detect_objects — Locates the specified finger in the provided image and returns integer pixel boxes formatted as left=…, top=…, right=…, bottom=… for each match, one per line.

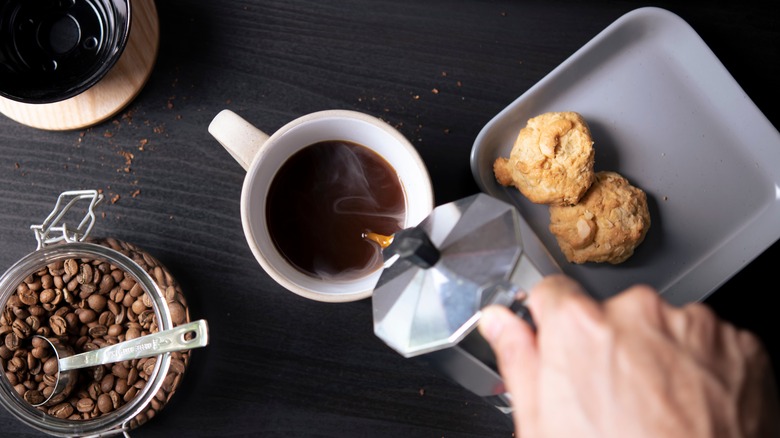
left=525, top=274, right=597, bottom=327
left=603, top=284, right=665, bottom=329
left=479, top=305, right=539, bottom=431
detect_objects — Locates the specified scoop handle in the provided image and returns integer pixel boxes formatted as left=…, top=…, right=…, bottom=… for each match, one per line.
left=59, top=319, right=209, bottom=372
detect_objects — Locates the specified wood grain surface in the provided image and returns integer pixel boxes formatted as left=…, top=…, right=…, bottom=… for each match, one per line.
left=0, top=0, right=777, bottom=437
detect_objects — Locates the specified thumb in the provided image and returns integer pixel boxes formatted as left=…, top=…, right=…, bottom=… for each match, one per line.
left=479, top=305, right=539, bottom=433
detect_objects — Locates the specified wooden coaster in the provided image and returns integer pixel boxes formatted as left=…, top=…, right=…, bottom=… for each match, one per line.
left=0, top=0, right=159, bottom=131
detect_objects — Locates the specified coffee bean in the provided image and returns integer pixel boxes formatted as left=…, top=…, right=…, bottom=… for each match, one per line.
left=49, top=402, right=74, bottom=419
left=64, top=259, right=78, bottom=277
left=129, top=283, right=144, bottom=298
left=139, top=310, right=155, bottom=329
left=169, top=359, right=186, bottom=375
left=107, top=324, right=123, bottom=337
left=16, top=284, right=34, bottom=306
left=49, top=315, right=67, bottom=336
left=87, top=294, right=107, bottom=313
left=24, top=389, right=45, bottom=405
left=168, top=303, right=187, bottom=325
left=26, top=352, right=39, bottom=373
left=131, top=299, right=146, bottom=316
left=12, top=319, right=31, bottom=338
left=100, top=374, right=114, bottom=393
left=127, top=367, right=139, bottom=386
left=107, top=299, right=120, bottom=316
left=7, top=356, right=25, bottom=373
left=97, top=393, right=113, bottom=413
left=109, top=390, right=121, bottom=409
left=43, top=374, right=56, bottom=387
left=121, top=293, right=135, bottom=309
left=111, top=363, right=129, bottom=379
left=98, top=311, right=113, bottom=327
left=119, top=277, right=135, bottom=291
left=87, top=381, right=101, bottom=400
left=39, top=289, right=56, bottom=304
left=41, top=274, right=53, bottom=290
left=123, top=386, right=137, bottom=403
left=43, top=357, right=58, bottom=375
left=4, top=332, right=19, bottom=350
left=25, top=315, right=41, bottom=332
left=65, top=312, right=79, bottom=330
left=46, top=261, right=64, bottom=276
left=77, top=308, right=97, bottom=324
left=31, top=346, right=48, bottom=359
left=98, top=275, right=115, bottom=295
left=88, top=325, right=108, bottom=338
left=77, top=264, right=93, bottom=285
left=126, top=327, right=140, bottom=340
left=78, top=283, right=97, bottom=300
left=92, top=365, right=106, bottom=382
left=76, top=397, right=95, bottom=413
left=142, top=358, right=156, bottom=377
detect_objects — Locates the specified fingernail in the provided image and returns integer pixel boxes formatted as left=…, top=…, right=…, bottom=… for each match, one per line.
left=479, top=306, right=505, bottom=343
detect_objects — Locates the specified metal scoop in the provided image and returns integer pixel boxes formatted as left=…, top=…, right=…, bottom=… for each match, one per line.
left=32, top=319, right=209, bottom=407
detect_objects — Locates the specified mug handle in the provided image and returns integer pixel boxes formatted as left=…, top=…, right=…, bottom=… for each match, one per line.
left=208, top=109, right=270, bottom=171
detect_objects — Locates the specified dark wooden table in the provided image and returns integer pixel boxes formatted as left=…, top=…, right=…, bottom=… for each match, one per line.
left=1, top=0, right=778, bottom=436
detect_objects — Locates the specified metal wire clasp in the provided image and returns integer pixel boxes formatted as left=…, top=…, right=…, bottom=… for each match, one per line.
left=31, top=190, right=104, bottom=250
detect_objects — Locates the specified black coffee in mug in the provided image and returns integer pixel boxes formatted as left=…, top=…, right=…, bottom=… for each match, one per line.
left=266, top=140, right=406, bottom=280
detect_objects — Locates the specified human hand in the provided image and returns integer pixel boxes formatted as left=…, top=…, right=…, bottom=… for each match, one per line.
left=478, top=274, right=780, bottom=438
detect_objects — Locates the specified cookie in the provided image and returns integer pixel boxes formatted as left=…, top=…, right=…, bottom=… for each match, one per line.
left=549, top=171, right=650, bottom=264
left=493, top=111, right=595, bottom=206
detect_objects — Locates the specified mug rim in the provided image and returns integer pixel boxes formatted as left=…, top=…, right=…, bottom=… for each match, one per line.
left=239, top=109, right=434, bottom=302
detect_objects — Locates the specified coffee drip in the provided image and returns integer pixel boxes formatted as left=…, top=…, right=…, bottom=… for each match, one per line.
left=362, top=231, right=394, bottom=249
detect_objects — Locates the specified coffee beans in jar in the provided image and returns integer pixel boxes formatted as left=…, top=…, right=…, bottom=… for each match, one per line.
left=0, top=237, right=194, bottom=435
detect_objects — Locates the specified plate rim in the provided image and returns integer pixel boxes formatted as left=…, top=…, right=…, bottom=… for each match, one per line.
left=469, top=6, right=780, bottom=305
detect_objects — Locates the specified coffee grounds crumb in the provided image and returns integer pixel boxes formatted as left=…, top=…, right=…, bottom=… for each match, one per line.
left=104, top=131, right=114, bottom=138
left=131, top=189, right=141, bottom=198
left=118, top=151, right=134, bottom=166
left=431, top=88, right=439, bottom=94
left=111, top=194, right=120, bottom=204
left=419, top=388, right=425, bottom=396
left=138, top=139, right=148, bottom=151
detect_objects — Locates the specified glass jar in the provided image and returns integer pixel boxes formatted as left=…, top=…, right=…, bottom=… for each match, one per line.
left=0, top=190, right=199, bottom=437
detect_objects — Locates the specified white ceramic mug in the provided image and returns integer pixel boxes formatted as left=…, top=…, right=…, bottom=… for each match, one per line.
left=208, top=109, right=434, bottom=302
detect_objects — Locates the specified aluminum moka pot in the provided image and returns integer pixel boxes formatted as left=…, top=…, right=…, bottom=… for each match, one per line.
left=372, top=193, right=561, bottom=414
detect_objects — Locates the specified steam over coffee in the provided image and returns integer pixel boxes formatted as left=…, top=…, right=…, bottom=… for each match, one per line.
left=266, top=140, right=406, bottom=280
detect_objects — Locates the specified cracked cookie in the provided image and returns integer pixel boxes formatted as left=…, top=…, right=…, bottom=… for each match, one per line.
left=493, top=111, right=595, bottom=206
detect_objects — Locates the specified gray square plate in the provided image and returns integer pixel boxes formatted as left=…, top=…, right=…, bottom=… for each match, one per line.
left=470, top=7, right=780, bottom=305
